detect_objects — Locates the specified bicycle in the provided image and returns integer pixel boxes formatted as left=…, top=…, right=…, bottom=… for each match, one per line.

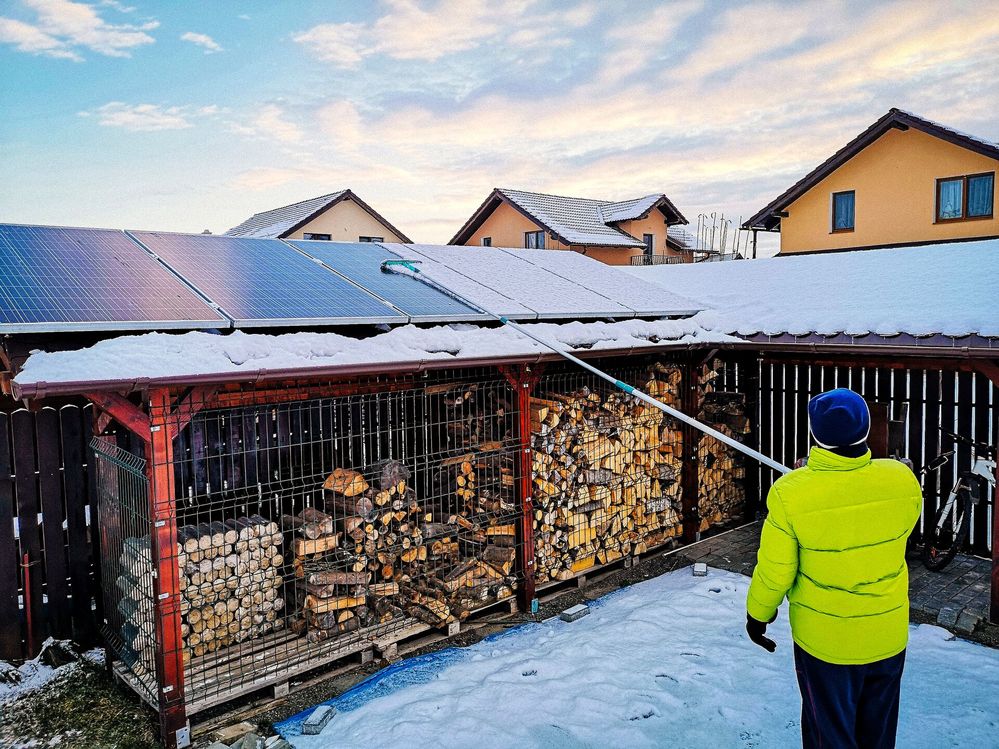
left=920, top=430, right=996, bottom=571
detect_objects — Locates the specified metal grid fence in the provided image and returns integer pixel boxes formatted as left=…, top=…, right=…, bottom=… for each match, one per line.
left=95, top=369, right=525, bottom=715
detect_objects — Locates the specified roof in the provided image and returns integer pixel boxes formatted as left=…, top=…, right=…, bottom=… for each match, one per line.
left=449, top=188, right=688, bottom=247
left=13, top=318, right=734, bottom=395
left=744, top=108, right=999, bottom=231
left=226, top=189, right=412, bottom=242
left=624, top=238, right=999, bottom=339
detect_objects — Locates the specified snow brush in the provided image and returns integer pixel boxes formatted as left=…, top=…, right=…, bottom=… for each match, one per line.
left=381, top=259, right=791, bottom=474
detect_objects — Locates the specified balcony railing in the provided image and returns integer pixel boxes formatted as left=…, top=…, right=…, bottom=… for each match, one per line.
left=630, top=255, right=690, bottom=266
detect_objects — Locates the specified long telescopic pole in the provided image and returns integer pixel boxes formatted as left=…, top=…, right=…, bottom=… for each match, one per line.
left=381, top=259, right=790, bottom=475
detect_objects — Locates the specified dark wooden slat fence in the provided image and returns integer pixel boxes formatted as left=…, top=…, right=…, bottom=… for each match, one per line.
left=0, top=404, right=99, bottom=660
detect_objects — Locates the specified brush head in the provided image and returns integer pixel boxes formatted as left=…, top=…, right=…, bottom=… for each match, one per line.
left=380, top=259, right=422, bottom=273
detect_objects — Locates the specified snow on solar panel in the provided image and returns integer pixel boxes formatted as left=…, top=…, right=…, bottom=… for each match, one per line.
left=377, top=244, right=537, bottom=319
left=129, top=232, right=406, bottom=327
left=0, top=224, right=228, bottom=333
left=493, top=247, right=703, bottom=316
left=284, top=240, right=483, bottom=321
left=401, top=244, right=633, bottom=319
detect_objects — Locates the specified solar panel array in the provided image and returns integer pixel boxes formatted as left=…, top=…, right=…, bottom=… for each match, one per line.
left=402, top=244, right=635, bottom=319
left=0, top=225, right=700, bottom=335
left=286, top=240, right=483, bottom=321
left=130, top=232, right=405, bottom=327
left=0, top=224, right=227, bottom=333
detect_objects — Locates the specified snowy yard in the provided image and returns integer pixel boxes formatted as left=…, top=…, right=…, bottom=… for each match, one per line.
left=278, top=567, right=999, bottom=749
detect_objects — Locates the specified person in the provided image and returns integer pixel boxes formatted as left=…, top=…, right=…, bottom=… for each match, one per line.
left=745, top=388, right=922, bottom=748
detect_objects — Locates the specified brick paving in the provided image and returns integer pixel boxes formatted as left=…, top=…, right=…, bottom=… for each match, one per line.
left=684, top=522, right=993, bottom=638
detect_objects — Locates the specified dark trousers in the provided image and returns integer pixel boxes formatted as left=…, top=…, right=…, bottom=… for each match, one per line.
left=793, top=643, right=905, bottom=749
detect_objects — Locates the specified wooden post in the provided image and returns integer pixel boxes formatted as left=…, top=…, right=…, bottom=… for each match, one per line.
left=502, top=365, right=541, bottom=614
left=147, top=389, right=187, bottom=749
left=680, top=355, right=701, bottom=543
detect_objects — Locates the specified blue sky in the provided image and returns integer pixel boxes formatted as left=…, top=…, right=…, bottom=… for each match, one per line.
left=1, top=0, right=998, bottom=253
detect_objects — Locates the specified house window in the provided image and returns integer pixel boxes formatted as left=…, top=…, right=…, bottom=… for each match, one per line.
left=831, top=191, right=855, bottom=232
left=481, top=237, right=492, bottom=246
left=303, top=233, right=331, bottom=241
left=937, top=173, right=994, bottom=221
left=643, top=233, right=655, bottom=257
left=358, top=236, right=384, bottom=242
left=525, top=230, right=545, bottom=249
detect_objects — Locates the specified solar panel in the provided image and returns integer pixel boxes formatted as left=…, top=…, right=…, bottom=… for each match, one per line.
left=0, top=224, right=228, bottom=333
left=129, top=232, right=406, bottom=327
left=377, top=244, right=538, bottom=319
left=403, top=244, right=634, bottom=319
left=285, top=241, right=484, bottom=321
left=493, top=247, right=704, bottom=316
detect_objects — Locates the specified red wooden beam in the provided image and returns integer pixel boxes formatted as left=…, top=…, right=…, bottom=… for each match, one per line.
left=501, top=364, right=543, bottom=613
left=971, top=361, right=999, bottom=624
left=169, top=386, right=218, bottom=436
left=146, top=389, right=187, bottom=748
left=84, top=391, right=151, bottom=444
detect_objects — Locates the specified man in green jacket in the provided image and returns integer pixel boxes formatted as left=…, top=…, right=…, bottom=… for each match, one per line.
left=745, top=388, right=922, bottom=748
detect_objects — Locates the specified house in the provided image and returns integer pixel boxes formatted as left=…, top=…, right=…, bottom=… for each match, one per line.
left=448, top=187, right=691, bottom=265
left=226, top=189, right=411, bottom=242
left=743, top=109, right=998, bottom=254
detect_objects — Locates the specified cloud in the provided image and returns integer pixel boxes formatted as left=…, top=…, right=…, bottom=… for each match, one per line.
left=0, top=0, right=156, bottom=60
left=79, top=102, right=218, bottom=131
left=251, top=104, right=303, bottom=142
left=180, top=31, right=222, bottom=53
left=292, top=0, right=589, bottom=68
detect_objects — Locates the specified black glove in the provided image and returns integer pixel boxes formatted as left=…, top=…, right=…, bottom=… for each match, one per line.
left=746, top=613, right=777, bottom=652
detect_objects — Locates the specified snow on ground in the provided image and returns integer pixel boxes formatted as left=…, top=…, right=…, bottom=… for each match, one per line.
left=0, top=645, right=103, bottom=704
left=278, top=568, right=999, bottom=749
left=625, top=239, right=999, bottom=338
left=15, top=319, right=735, bottom=387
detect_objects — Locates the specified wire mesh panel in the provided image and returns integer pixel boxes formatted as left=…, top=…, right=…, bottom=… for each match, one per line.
left=696, top=357, right=750, bottom=532
left=90, top=437, right=159, bottom=708
left=149, top=370, right=522, bottom=711
left=531, top=359, right=685, bottom=584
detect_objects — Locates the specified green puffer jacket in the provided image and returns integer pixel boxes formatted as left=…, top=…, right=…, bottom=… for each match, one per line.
left=746, top=447, right=922, bottom=665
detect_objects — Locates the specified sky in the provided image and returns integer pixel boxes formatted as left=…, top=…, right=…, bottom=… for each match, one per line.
left=1, top=0, right=998, bottom=256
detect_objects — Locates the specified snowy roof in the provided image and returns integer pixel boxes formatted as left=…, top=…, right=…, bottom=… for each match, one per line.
left=226, top=191, right=347, bottom=238
left=394, top=243, right=703, bottom=319
left=450, top=188, right=687, bottom=248
left=624, top=239, right=999, bottom=338
left=13, top=318, right=735, bottom=394
left=745, top=109, right=999, bottom=231
left=225, top=190, right=412, bottom=242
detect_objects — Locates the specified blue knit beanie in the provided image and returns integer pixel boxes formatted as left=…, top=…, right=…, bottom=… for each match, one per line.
left=807, top=388, right=870, bottom=449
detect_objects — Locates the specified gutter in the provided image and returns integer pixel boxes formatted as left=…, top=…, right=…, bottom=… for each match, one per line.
left=11, top=338, right=998, bottom=401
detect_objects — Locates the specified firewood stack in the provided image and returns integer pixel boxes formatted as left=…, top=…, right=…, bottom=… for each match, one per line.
left=531, top=364, right=685, bottom=583
left=116, top=515, right=286, bottom=669
left=696, top=360, right=750, bottom=530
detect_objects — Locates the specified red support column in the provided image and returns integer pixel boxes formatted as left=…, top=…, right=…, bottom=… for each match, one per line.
left=502, top=365, right=542, bottom=614
left=680, top=356, right=701, bottom=544
left=147, top=389, right=188, bottom=748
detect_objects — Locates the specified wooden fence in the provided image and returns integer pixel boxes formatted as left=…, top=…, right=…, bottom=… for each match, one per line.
left=0, top=404, right=100, bottom=660
left=756, top=359, right=997, bottom=557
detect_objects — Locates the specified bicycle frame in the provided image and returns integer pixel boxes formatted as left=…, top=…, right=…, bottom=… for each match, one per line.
left=933, top=452, right=996, bottom=535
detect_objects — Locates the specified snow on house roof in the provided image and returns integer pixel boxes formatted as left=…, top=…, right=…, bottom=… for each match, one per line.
left=14, top=318, right=736, bottom=390
left=451, top=188, right=688, bottom=248
left=226, top=191, right=347, bottom=238
left=624, top=239, right=999, bottom=338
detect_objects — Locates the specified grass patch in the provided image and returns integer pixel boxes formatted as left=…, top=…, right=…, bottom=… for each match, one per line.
left=0, top=659, right=158, bottom=749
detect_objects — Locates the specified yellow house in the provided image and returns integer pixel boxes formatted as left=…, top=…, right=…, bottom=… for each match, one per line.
left=744, top=109, right=998, bottom=254
left=226, top=189, right=411, bottom=243
left=449, top=188, right=692, bottom=265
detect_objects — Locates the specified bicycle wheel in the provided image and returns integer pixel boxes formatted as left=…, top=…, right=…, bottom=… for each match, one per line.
left=921, top=489, right=972, bottom=571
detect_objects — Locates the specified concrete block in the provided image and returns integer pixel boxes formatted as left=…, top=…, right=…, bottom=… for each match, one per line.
left=692, top=562, right=708, bottom=577
left=559, top=604, right=590, bottom=623
left=956, top=610, right=980, bottom=634
left=302, top=705, right=337, bottom=735
left=234, top=733, right=263, bottom=749
left=936, top=605, right=963, bottom=629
